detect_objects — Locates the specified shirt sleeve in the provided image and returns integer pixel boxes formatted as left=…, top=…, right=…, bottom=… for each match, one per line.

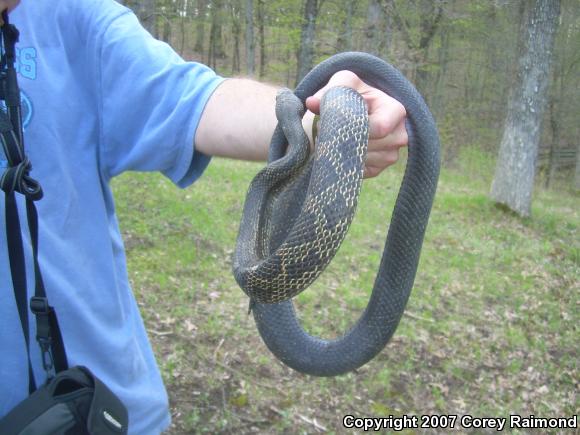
left=94, top=6, right=224, bottom=188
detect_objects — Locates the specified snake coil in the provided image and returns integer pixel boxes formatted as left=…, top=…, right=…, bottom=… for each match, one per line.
left=233, top=52, right=440, bottom=376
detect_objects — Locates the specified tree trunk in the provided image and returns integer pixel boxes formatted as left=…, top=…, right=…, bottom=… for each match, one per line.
left=431, top=25, right=450, bottom=116
left=546, top=62, right=566, bottom=189
left=295, top=0, right=318, bottom=86
left=162, top=15, right=171, bottom=43
left=490, top=0, right=561, bottom=217
left=134, top=0, right=157, bottom=36
left=178, top=0, right=188, bottom=55
left=336, top=1, right=355, bottom=52
left=364, top=0, right=383, bottom=56
left=245, top=0, right=255, bottom=75
left=207, top=0, right=226, bottom=71
left=384, top=0, right=443, bottom=93
left=415, top=0, right=443, bottom=98
left=230, top=0, right=242, bottom=74
left=257, top=0, right=266, bottom=78
left=545, top=100, right=558, bottom=188
left=575, top=143, right=580, bottom=191
left=546, top=0, right=578, bottom=189
left=194, top=0, right=207, bottom=53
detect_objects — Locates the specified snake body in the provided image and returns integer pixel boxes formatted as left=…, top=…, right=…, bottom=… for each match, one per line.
left=233, top=52, right=440, bottom=376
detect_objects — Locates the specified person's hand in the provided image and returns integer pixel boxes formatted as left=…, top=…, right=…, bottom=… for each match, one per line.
left=0, top=0, right=20, bottom=24
left=305, top=70, right=408, bottom=179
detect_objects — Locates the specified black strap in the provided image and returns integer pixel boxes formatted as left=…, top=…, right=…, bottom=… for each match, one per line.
left=27, top=197, right=69, bottom=377
left=4, top=192, right=36, bottom=394
left=0, top=12, right=68, bottom=394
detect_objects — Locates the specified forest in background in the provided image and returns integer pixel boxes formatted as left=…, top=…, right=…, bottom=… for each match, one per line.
left=120, top=0, right=580, bottom=197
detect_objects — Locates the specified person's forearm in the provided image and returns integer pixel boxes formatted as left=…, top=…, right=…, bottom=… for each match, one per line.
left=194, top=78, right=314, bottom=161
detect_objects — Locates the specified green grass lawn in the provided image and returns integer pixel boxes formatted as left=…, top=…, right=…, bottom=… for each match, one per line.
left=112, top=148, right=578, bottom=434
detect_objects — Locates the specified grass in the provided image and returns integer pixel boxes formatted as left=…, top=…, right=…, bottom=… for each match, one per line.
left=112, top=146, right=578, bottom=434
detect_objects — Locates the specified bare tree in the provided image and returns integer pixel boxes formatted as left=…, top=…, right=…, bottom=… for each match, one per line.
left=256, top=0, right=266, bottom=78
left=383, top=0, right=443, bottom=92
left=194, top=0, right=207, bottom=53
left=230, top=0, right=242, bottom=74
left=246, top=0, right=255, bottom=75
left=207, top=0, right=226, bottom=70
left=490, top=0, right=561, bottom=217
left=336, top=2, right=355, bottom=52
left=178, top=0, right=189, bottom=55
left=295, top=0, right=319, bottom=85
left=364, top=0, right=383, bottom=56
left=545, top=6, right=580, bottom=189
left=575, top=143, right=580, bottom=191
left=135, top=0, right=157, bottom=36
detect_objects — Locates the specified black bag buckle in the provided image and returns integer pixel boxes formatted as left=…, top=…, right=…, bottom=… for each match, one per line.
left=30, top=296, right=50, bottom=314
left=30, top=296, right=56, bottom=376
left=38, top=339, right=55, bottom=375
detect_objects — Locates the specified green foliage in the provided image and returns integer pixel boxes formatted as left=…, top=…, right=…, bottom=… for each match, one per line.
left=126, top=0, right=580, bottom=189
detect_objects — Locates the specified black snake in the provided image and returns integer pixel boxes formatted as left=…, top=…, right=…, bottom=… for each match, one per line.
left=233, top=52, right=440, bottom=376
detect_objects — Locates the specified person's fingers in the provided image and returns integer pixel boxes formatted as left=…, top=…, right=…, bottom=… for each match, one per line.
left=363, top=120, right=407, bottom=178
left=364, top=148, right=400, bottom=177
left=366, top=95, right=406, bottom=140
left=302, top=69, right=409, bottom=178
left=305, top=70, right=364, bottom=114
left=368, top=120, right=408, bottom=152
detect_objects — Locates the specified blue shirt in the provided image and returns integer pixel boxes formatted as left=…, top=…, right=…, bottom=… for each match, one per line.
left=0, top=1, right=223, bottom=433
